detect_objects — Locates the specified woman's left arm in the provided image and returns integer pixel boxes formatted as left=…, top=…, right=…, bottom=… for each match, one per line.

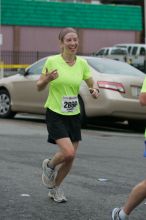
left=85, top=77, right=100, bottom=99
left=139, top=92, right=146, bottom=106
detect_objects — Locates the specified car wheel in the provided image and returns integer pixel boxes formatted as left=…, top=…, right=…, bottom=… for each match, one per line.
left=128, top=120, right=145, bottom=132
left=0, top=89, right=16, bottom=118
left=78, top=96, right=86, bottom=128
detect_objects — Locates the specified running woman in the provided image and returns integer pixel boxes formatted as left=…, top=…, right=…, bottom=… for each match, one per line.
left=37, top=27, right=100, bottom=203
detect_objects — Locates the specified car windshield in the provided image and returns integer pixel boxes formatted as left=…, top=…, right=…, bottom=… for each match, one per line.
left=27, top=57, right=47, bottom=75
left=86, top=57, right=145, bottom=77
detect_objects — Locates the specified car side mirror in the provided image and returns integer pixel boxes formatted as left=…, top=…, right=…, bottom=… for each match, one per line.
left=18, top=68, right=26, bottom=76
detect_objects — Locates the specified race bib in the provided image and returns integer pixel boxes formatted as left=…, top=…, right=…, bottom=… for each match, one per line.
left=62, top=96, right=78, bottom=112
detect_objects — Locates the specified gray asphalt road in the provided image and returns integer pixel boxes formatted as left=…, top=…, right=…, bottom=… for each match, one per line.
left=0, top=117, right=145, bottom=220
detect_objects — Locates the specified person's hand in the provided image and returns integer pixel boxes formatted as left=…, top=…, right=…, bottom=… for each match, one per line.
left=89, top=88, right=100, bottom=99
left=37, top=68, right=58, bottom=91
left=45, top=68, right=58, bottom=82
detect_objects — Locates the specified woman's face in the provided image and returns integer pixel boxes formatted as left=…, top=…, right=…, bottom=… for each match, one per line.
left=61, top=32, right=79, bottom=55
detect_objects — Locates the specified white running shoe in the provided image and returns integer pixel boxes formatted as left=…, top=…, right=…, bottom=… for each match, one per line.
left=112, top=208, right=123, bottom=220
left=48, top=186, right=67, bottom=203
left=42, top=159, right=56, bottom=189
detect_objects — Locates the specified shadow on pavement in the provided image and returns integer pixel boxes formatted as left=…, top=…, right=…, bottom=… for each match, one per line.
left=11, top=113, right=145, bottom=134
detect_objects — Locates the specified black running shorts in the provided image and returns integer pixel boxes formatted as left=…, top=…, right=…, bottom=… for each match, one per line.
left=46, top=108, right=82, bottom=144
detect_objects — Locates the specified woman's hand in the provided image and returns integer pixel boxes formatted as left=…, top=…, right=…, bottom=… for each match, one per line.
left=85, top=78, right=100, bottom=99
left=37, top=68, right=58, bottom=91
left=89, top=88, right=100, bottom=99
left=45, top=68, right=58, bottom=82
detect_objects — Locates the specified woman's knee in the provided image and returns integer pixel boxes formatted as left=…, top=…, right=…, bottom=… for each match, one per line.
left=134, top=179, right=146, bottom=196
left=141, top=179, right=146, bottom=190
left=57, top=139, right=76, bottom=162
left=64, top=149, right=75, bottom=162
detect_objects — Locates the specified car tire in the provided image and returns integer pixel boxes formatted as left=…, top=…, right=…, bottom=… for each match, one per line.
left=78, top=96, right=86, bottom=128
left=0, top=89, right=16, bottom=119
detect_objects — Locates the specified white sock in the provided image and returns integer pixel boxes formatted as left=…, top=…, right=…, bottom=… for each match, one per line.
left=119, top=209, right=129, bottom=220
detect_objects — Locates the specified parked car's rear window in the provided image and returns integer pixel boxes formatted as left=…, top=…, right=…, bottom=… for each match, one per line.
left=86, top=57, right=145, bottom=77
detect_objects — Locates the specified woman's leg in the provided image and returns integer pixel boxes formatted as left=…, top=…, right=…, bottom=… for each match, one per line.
left=49, top=138, right=79, bottom=186
left=123, top=179, right=146, bottom=215
left=47, top=139, right=79, bottom=202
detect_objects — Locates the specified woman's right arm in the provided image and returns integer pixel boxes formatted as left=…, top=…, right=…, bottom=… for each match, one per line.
left=36, top=69, right=58, bottom=91
left=36, top=74, right=50, bottom=91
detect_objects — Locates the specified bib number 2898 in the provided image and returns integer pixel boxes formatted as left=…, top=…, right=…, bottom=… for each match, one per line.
left=62, top=96, right=78, bottom=112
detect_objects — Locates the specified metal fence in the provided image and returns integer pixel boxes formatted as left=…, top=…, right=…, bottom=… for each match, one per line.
left=0, top=50, right=90, bottom=72
left=1, top=51, right=58, bottom=66
left=1, top=50, right=146, bottom=74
